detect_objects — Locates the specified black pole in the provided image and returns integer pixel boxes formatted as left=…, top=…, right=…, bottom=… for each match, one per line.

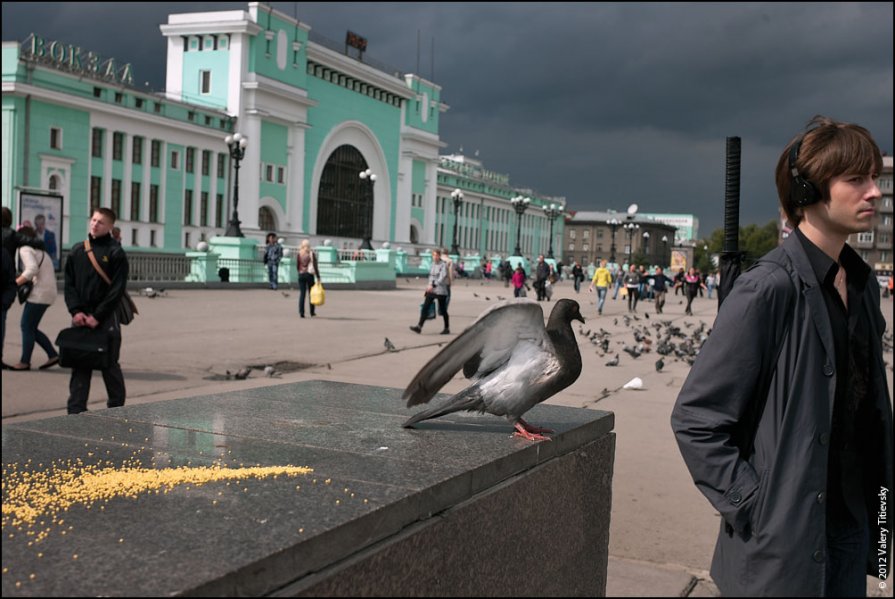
left=451, top=197, right=460, bottom=255
left=609, top=224, right=617, bottom=263
left=547, top=217, right=555, bottom=259
left=225, top=143, right=244, bottom=237
left=514, top=212, right=523, bottom=256
left=718, top=136, right=742, bottom=308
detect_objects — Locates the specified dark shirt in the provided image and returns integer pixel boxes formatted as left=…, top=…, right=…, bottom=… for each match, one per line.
left=794, top=227, right=872, bottom=530
left=651, top=274, right=674, bottom=293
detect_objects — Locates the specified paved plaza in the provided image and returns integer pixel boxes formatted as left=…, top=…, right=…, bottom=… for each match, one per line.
left=2, top=276, right=892, bottom=596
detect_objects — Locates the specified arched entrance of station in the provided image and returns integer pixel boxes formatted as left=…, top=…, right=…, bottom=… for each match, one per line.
left=316, top=144, right=373, bottom=239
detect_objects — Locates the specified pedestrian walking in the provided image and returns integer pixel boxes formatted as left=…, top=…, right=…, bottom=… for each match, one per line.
left=410, top=248, right=450, bottom=335
left=623, top=264, right=641, bottom=313
left=671, top=115, right=893, bottom=596
left=650, top=267, right=674, bottom=314
left=571, top=261, right=584, bottom=293
left=263, top=233, right=283, bottom=290
left=8, top=226, right=59, bottom=370
left=678, top=267, right=706, bottom=315
left=64, top=208, right=129, bottom=414
left=587, top=259, right=612, bottom=315
left=511, top=264, right=527, bottom=297
left=296, top=239, right=320, bottom=317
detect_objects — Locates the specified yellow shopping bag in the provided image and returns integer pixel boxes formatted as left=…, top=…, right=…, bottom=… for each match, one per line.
left=310, top=282, right=325, bottom=306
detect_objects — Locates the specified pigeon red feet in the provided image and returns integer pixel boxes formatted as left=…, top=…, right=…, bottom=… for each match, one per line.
left=513, top=419, right=554, bottom=441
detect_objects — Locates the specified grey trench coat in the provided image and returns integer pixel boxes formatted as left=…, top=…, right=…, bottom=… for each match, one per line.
left=671, top=233, right=893, bottom=596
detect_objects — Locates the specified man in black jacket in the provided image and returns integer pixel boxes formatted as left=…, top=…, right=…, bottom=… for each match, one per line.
left=64, top=208, right=130, bottom=414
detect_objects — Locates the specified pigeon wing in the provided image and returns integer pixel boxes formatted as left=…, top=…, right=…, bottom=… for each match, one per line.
left=403, top=300, right=548, bottom=407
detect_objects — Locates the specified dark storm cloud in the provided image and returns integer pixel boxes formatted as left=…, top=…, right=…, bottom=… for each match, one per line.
left=3, top=2, right=891, bottom=235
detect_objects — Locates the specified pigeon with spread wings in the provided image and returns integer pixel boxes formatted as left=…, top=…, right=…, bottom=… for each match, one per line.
left=402, top=298, right=585, bottom=441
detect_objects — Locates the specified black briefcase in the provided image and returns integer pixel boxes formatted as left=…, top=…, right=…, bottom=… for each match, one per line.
left=55, top=326, right=111, bottom=369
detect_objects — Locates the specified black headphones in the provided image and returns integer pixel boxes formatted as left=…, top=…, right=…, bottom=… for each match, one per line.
left=788, top=134, right=820, bottom=207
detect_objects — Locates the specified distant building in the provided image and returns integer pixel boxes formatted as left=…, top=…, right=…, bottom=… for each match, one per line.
left=564, top=210, right=676, bottom=268
left=638, top=213, right=699, bottom=244
left=1, top=2, right=564, bottom=259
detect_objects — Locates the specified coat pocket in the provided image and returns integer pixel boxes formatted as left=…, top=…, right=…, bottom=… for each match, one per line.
left=748, top=468, right=769, bottom=535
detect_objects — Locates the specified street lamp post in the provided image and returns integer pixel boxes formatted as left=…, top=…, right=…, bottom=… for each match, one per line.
left=450, top=189, right=463, bottom=255
left=623, top=222, right=639, bottom=264
left=662, top=235, right=669, bottom=267
left=642, top=231, right=650, bottom=264
left=542, top=203, right=562, bottom=259
left=224, top=132, right=248, bottom=237
left=358, top=169, right=377, bottom=250
left=607, top=218, right=621, bottom=263
left=510, top=195, right=530, bottom=256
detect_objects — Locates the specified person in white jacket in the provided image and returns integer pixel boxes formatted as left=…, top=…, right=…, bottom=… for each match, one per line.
left=10, top=225, right=59, bottom=370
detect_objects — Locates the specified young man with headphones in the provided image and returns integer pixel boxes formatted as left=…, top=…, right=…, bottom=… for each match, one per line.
left=671, top=115, right=892, bottom=596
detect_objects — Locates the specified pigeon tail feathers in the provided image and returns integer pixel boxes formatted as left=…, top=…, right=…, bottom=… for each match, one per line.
left=402, top=387, right=485, bottom=428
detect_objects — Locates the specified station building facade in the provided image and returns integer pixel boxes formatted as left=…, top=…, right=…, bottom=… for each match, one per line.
left=2, top=2, right=564, bottom=261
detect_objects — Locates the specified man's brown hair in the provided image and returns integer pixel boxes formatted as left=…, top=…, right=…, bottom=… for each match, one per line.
left=775, top=115, right=882, bottom=226
left=94, top=207, right=117, bottom=224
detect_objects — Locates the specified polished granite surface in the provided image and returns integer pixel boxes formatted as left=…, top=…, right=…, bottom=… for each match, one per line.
left=2, top=380, right=613, bottom=596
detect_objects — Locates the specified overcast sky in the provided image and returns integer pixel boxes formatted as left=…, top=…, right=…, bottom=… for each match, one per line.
left=3, top=2, right=892, bottom=236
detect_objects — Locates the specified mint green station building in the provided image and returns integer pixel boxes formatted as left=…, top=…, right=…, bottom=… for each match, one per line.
left=2, top=2, right=565, bottom=273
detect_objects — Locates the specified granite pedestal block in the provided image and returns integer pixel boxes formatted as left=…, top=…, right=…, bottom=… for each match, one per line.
left=2, top=381, right=615, bottom=597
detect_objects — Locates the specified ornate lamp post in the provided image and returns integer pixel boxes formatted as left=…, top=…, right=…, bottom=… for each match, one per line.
left=224, top=132, right=248, bottom=237
left=642, top=231, right=650, bottom=264
left=542, top=203, right=563, bottom=259
left=623, top=222, right=639, bottom=264
left=662, top=235, right=669, bottom=267
left=450, top=189, right=463, bottom=255
left=510, top=195, right=530, bottom=256
left=358, top=169, right=377, bottom=250
left=607, top=217, right=621, bottom=263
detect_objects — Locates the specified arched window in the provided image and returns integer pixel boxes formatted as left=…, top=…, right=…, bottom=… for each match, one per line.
left=258, top=206, right=276, bottom=232
left=48, top=175, right=60, bottom=190
left=316, top=145, right=372, bottom=240
left=409, top=225, right=419, bottom=245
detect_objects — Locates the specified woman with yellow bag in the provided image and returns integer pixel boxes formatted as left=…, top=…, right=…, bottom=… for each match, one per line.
left=296, top=240, right=321, bottom=318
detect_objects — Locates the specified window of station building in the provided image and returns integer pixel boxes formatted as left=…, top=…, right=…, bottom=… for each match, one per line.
left=132, top=137, right=143, bottom=164
left=201, top=150, right=210, bottom=176
left=50, top=127, right=62, bottom=150
left=215, top=193, right=223, bottom=227
left=150, top=229, right=157, bottom=248
left=135, top=97, right=144, bottom=109
left=112, top=132, right=124, bottom=161
left=170, top=150, right=179, bottom=170
left=316, top=144, right=374, bottom=240
left=131, top=229, right=138, bottom=246
left=266, top=164, right=274, bottom=182
left=90, top=176, right=102, bottom=212
left=114, top=92, right=124, bottom=104
left=111, top=179, right=122, bottom=217
left=277, top=166, right=285, bottom=184
left=200, top=192, right=209, bottom=227
left=200, top=70, right=211, bottom=95
left=151, top=140, right=161, bottom=167
left=149, top=184, right=159, bottom=223
left=154, top=102, right=162, bottom=113
left=258, top=206, right=275, bottom=231
left=131, top=181, right=141, bottom=221
left=91, top=128, right=103, bottom=158
left=185, top=148, right=195, bottom=173
left=217, top=153, right=226, bottom=178
left=188, top=111, right=196, bottom=122
left=185, top=231, right=191, bottom=249
left=184, top=190, right=193, bottom=225
left=93, top=87, right=102, bottom=98
left=205, top=115, right=212, bottom=126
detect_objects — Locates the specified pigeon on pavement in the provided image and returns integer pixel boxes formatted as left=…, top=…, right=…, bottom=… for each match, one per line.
left=402, top=298, right=585, bottom=441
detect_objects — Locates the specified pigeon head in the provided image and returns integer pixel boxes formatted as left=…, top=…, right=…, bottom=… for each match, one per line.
left=549, top=299, right=585, bottom=327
